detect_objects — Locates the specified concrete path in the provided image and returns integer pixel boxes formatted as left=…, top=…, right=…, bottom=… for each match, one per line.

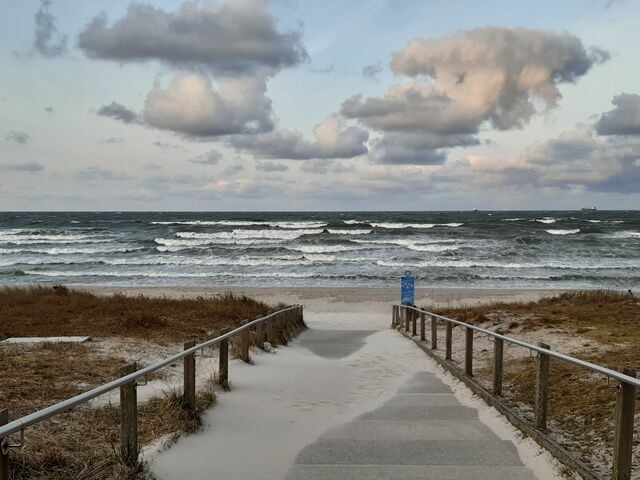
left=286, top=332, right=536, bottom=480
left=150, top=326, right=540, bottom=479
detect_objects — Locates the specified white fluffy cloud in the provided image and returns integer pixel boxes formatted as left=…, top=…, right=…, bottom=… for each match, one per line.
left=78, top=0, right=307, bottom=75
left=595, top=93, right=640, bottom=136
left=143, top=73, right=273, bottom=137
left=229, top=115, right=369, bottom=159
left=342, top=27, right=607, bottom=165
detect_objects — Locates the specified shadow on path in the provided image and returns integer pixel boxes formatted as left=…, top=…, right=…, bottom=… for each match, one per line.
left=297, top=329, right=377, bottom=359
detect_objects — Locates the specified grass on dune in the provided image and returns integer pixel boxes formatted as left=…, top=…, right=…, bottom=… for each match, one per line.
left=0, top=285, right=274, bottom=344
left=0, top=286, right=296, bottom=479
left=431, top=289, right=640, bottom=478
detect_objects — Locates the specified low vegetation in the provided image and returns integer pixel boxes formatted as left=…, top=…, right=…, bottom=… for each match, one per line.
left=0, top=286, right=290, bottom=479
left=430, top=290, right=640, bottom=478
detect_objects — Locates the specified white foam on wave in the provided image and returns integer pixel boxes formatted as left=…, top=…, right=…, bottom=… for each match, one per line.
left=535, top=218, right=557, bottom=224
left=370, top=222, right=462, bottom=229
left=502, top=218, right=525, bottom=222
left=607, top=231, right=640, bottom=239
left=152, top=220, right=327, bottom=229
left=0, top=245, right=143, bottom=255
left=545, top=229, right=580, bottom=235
left=22, top=270, right=321, bottom=279
left=326, top=229, right=372, bottom=235
left=375, top=259, right=636, bottom=269
left=287, top=245, right=362, bottom=254
left=342, top=220, right=369, bottom=225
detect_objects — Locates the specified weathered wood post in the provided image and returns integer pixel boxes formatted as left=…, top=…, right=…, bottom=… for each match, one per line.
left=0, top=409, right=9, bottom=480
left=445, top=323, right=452, bottom=360
left=431, top=315, right=438, bottom=350
left=404, top=307, right=410, bottom=331
left=183, top=340, right=196, bottom=411
left=420, top=312, right=426, bottom=341
left=391, top=305, right=395, bottom=327
left=256, top=315, right=265, bottom=349
left=266, top=315, right=274, bottom=346
left=535, top=342, right=550, bottom=430
left=612, top=368, right=637, bottom=480
left=119, top=362, right=138, bottom=467
left=465, top=327, right=474, bottom=377
left=493, top=329, right=504, bottom=395
left=240, top=321, right=250, bottom=362
left=411, top=309, right=417, bottom=336
left=279, top=313, right=288, bottom=346
left=219, top=327, right=231, bottom=389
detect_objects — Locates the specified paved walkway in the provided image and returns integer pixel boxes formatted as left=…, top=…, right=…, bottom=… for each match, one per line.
left=286, top=330, right=536, bottom=480
left=150, top=327, right=539, bottom=479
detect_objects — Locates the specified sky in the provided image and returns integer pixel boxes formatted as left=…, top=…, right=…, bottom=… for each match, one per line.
left=1, top=0, right=639, bottom=211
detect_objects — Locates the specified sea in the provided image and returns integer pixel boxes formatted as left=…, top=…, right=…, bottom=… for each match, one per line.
left=0, top=211, right=639, bottom=289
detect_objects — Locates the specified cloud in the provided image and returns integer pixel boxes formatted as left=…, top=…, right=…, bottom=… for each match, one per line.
left=595, top=93, right=640, bottom=136
left=34, top=0, right=67, bottom=57
left=96, top=101, right=140, bottom=124
left=0, top=162, right=44, bottom=172
left=153, top=141, right=188, bottom=152
left=75, top=167, right=131, bottom=182
left=143, top=73, right=273, bottom=137
left=5, top=131, right=31, bottom=144
left=101, top=137, right=123, bottom=144
left=229, top=115, right=368, bottom=159
left=256, top=161, right=288, bottom=172
left=44, top=106, right=54, bottom=113
left=78, top=0, right=307, bottom=75
left=343, top=27, right=608, bottom=134
left=190, top=150, right=222, bottom=165
left=223, top=164, right=245, bottom=175
left=370, top=131, right=479, bottom=165
left=362, top=63, right=382, bottom=82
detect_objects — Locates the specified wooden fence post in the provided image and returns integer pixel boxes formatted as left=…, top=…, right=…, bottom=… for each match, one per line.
left=431, top=316, right=438, bottom=350
left=119, top=362, right=138, bottom=468
left=266, top=316, right=274, bottom=346
left=445, top=323, right=452, bottom=360
left=183, top=340, right=196, bottom=411
left=404, top=308, right=410, bottom=331
left=535, top=342, right=550, bottom=430
left=391, top=305, right=397, bottom=328
left=612, top=368, right=637, bottom=480
left=411, top=310, right=417, bottom=336
left=0, top=409, right=9, bottom=480
left=240, top=321, right=250, bottom=362
left=493, top=329, right=504, bottom=395
left=279, top=313, right=288, bottom=346
left=219, top=327, right=231, bottom=389
left=465, top=327, right=474, bottom=377
left=420, top=312, right=426, bottom=341
left=256, top=316, right=265, bottom=349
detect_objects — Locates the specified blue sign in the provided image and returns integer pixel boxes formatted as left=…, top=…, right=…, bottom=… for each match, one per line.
left=401, top=272, right=415, bottom=305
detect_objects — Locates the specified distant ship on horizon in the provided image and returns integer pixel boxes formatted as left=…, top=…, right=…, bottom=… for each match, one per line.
left=581, top=206, right=597, bottom=211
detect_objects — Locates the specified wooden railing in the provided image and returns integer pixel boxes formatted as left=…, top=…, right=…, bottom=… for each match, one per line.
left=393, top=304, right=638, bottom=480
left=0, top=305, right=305, bottom=478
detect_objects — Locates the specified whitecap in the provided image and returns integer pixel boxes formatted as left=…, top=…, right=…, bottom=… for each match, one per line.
left=545, top=229, right=580, bottom=235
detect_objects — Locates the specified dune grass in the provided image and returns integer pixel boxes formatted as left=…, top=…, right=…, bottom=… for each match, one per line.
left=0, top=286, right=287, bottom=479
left=431, top=290, right=640, bottom=478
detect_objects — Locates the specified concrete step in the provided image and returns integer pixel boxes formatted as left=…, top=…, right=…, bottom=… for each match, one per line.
left=286, top=465, right=538, bottom=480
left=293, top=438, right=524, bottom=466
left=383, top=393, right=460, bottom=407
left=359, top=404, right=478, bottom=421
left=318, top=419, right=500, bottom=442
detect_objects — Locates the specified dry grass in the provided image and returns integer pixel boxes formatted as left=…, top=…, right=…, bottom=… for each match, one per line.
left=0, top=286, right=296, bottom=479
left=0, top=286, right=274, bottom=345
left=432, top=290, right=640, bottom=477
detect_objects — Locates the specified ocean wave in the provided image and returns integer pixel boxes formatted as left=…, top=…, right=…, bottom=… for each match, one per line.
left=370, top=222, right=463, bottom=229
left=375, top=259, right=637, bottom=269
left=286, top=244, right=362, bottom=254
left=607, top=231, right=640, bottom=239
left=502, top=218, right=525, bottom=222
left=545, top=229, right=580, bottom=235
left=151, top=220, right=327, bottom=229
left=326, top=229, right=372, bottom=235
left=535, top=218, right=557, bottom=224
left=342, top=220, right=369, bottom=225
left=0, top=245, right=144, bottom=255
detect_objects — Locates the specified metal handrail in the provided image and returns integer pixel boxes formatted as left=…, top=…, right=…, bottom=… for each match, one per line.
left=396, top=304, right=640, bottom=388
left=0, top=305, right=302, bottom=439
